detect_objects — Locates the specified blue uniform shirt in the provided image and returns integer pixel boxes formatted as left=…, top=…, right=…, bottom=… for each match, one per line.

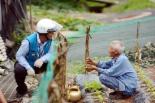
left=16, top=33, right=53, bottom=70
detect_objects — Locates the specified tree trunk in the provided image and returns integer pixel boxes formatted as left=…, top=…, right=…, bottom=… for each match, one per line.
left=48, top=33, right=68, bottom=103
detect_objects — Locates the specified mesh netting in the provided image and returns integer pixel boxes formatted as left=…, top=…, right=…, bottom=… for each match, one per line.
left=32, top=40, right=57, bottom=103
left=67, top=16, right=155, bottom=38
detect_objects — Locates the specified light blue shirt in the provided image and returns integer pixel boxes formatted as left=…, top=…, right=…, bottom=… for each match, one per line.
left=97, top=54, right=138, bottom=91
left=16, top=34, right=53, bottom=70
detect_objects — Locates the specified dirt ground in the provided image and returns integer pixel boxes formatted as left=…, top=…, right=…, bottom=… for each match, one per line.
left=144, top=66, right=155, bottom=82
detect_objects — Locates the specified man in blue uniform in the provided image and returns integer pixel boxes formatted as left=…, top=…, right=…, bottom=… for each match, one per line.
left=86, top=40, right=138, bottom=99
left=14, top=19, right=62, bottom=97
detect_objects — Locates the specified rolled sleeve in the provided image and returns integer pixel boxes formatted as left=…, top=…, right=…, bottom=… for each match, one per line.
left=97, top=58, right=124, bottom=76
left=97, top=67, right=107, bottom=75
left=97, top=61, right=106, bottom=68
left=97, top=60, right=113, bottom=69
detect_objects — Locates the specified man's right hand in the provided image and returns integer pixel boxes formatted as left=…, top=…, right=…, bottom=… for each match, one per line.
left=85, top=64, right=97, bottom=72
left=27, top=69, right=35, bottom=76
left=86, top=58, right=97, bottom=66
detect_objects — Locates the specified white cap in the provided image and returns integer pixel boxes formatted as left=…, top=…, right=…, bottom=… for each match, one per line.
left=36, top=18, right=63, bottom=33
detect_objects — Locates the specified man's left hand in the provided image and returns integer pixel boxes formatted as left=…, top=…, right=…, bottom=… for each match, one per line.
left=34, top=59, right=43, bottom=68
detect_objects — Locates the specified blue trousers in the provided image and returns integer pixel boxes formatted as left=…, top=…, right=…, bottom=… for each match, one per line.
left=99, top=74, right=135, bottom=96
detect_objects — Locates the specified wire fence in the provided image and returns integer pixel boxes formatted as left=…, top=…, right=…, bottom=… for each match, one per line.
left=67, top=16, right=155, bottom=60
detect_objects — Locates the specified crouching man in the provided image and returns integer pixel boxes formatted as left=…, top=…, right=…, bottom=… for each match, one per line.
left=86, top=40, right=138, bottom=99
left=14, top=19, right=62, bottom=97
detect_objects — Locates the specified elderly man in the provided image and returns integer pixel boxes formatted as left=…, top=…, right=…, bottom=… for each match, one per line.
left=14, top=19, right=62, bottom=97
left=86, top=40, right=138, bottom=99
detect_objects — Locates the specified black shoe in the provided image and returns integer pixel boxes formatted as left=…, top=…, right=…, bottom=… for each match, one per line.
left=27, top=90, right=33, bottom=97
left=16, top=92, right=26, bottom=98
left=109, top=91, right=122, bottom=96
left=16, top=86, right=28, bottom=98
left=109, top=91, right=131, bottom=100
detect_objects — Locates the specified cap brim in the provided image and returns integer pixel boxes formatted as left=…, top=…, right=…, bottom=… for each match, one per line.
left=47, top=29, right=56, bottom=32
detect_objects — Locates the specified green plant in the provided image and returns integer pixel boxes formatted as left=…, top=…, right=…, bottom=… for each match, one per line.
left=84, top=81, right=102, bottom=92
left=97, top=93, right=104, bottom=102
left=30, top=0, right=87, bottom=11
left=84, top=81, right=104, bottom=102
left=135, top=64, right=155, bottom=99
left=86, top=1, right=105, bottom=7
left=67, top=61, right=85, bottom=75
left=67, top=56, right=110, bottom=75
left=105, top=0, right=155, bottom=13
left=13, top=32, right=27, bottom=44
left=28, top=6, right=98, bottom=31
left=93, top=56, right=110, bottom=62
left=12, top=21, right=29, bottom=44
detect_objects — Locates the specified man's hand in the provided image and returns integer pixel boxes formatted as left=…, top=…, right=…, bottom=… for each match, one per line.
left=86, top=58, right=97, bottom=66
left=34, top=59, right=43, bottom=68
left=27, top=69, right=35, bottom=76
left=85, top=64, right=97, bottom=72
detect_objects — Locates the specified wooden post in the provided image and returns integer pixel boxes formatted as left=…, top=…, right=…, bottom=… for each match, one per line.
left=29, top=0, right=33, bottom=31
left=0, top=2, right=2, bottom=31
left=85, top=26, right=92, bottom=73
left=135, top=22, right=141, bottom=68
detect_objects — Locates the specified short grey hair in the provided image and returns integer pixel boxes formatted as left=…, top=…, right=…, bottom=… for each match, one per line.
left=109, top=40, right=125, bottom=53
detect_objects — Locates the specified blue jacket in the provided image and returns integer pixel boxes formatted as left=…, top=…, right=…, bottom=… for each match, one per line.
left=25, top=32, right=51, bottom=67
left=97, top=54, right=138, bottom=92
